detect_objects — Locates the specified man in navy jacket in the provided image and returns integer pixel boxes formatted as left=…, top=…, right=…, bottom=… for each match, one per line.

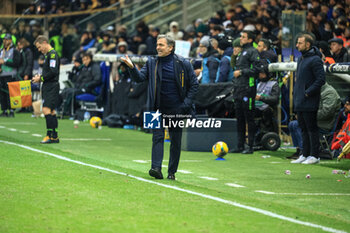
left=121, top=35, right=198, bottom=180
left=291, top=34, right=325, bottom=164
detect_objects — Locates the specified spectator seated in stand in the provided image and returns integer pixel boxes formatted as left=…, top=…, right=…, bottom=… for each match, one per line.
left=328, top=38, right=350, bottom=63
left=255, top=60, right=280, bottom=134
left=59, top=52, right=101, bottom=117
left=216, top=36, right=233, bottom=83
left=253, top=59, right=281, bottom=151
left=287, top=82, right=341, bottom=159
left=111, top=62, right=132, bottom=116
left=196, top=36, right=220, bottom=84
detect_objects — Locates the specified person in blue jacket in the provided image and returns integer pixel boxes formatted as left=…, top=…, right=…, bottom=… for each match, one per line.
left=291, top=33, right=325, bottom=164
left=121, top=34, right=198, bottom=180
left=216, top=38, right=233, bottom=82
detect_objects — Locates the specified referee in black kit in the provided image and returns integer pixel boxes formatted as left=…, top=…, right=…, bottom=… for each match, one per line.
left=32, top=35, right=60, bottom=144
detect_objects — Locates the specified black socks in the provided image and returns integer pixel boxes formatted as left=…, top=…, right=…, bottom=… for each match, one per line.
left=45, top=114, right=58, bottom=138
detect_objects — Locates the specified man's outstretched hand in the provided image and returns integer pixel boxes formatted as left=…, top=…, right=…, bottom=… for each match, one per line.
left=120, top=55, right=134, bottom=68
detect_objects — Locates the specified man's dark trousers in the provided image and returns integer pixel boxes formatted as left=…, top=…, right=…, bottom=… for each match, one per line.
left=152, top=127, right=182, bottom=174
left=151, top=107, right=183, bottom=174
left=235, top=98, right=255, bottom=149
left=297, top=111, right=319, bottom=157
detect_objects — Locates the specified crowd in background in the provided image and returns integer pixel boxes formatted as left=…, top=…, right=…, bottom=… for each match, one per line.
left=1, top=0, right=349, bottom=64
left=1, top=0, right=350, bottom=118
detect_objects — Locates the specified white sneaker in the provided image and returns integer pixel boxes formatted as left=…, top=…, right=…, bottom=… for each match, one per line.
left=291, top=155, right=306, bottom=164
left=301, top=156, right=320, bottom=164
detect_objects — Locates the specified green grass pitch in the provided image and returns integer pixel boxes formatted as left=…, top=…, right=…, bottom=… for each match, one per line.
left=0, top=113, right=350, bottom=233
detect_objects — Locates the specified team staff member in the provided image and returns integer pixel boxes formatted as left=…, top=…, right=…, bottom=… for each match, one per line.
left=291, top=34, right=325, bottom=164
left=232, top=31, right=260, bottom=154
left=121, top=35, right=198, bottom=180
left=32, top=35, right=60, bottom=144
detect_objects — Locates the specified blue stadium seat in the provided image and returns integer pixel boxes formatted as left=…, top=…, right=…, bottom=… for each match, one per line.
left=75, top=61, right=110, bottom=112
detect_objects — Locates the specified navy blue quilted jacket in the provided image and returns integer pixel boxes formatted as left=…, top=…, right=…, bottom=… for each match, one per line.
left=293, top=46, right=325, bottom=112
left=128, top=54, right=199, bottom=113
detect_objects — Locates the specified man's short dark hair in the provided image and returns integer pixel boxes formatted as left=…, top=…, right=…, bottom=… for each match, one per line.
left=213, top=25, right=223, bottom=32
left=18, top=38, right=30, bottom=47
left=82, top=52, right=93, bottom=60
left=259, top=38, right=270, bottom=49
left=301, top=34, right=314, bottom=47
left=34, top=35, right=49, bottom=45
left=242, top=30, right=255, bottom=42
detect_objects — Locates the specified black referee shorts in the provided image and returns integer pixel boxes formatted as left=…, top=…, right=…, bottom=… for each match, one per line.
left=42, top=82, right=60, bottom=110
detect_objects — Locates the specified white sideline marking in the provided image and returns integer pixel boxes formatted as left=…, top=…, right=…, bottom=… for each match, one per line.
left=0, top=140, right=347, bottom=233
left=199, top=176, right=218, bottom=181
left=262, top=192, right=350, bottom=196
left=177, top=170, right=192, bottom=174
left=270, top=162, right=282, bottom=164
left=31, top=134, right=42, bottom=137
left=0, top=125, right=6, bottom=128
left=256, top=190, right=276, bottom=194
left=0, top=122, right=36, bottom=125
left=133, top=160, right=148, bottom=164
left=19, top=130, right=29, bottom=133
left=226, top=183, right=245, bottom=188
left=7, top=128, right=17, bottom=131
left=320, top=162, right=339, bottom=164
left=61, top=138, right=112, bottom=141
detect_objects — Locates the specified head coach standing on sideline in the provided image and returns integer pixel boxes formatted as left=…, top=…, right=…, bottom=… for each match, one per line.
left=291, top=33, right=325, bottom=164
left=32, top=35, right=60, bottom=144
left=121, top=34, right=198, bottom=180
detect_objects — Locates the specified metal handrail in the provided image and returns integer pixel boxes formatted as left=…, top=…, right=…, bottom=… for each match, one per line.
left=100, top=0, right=161, bottom=29
left=101, top=0, right=213, bottom=32
left=146, top=0, right=212, bottom=31
left=122, top=0, right=178, bottom=29
left=75, top=1, right=121, bottom=27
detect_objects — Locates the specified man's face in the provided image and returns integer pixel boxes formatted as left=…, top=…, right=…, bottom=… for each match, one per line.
left=259, top=72, right=267, bottom=80
left=171, top=26, right=178, bottom=32
left=74, top=61, right=81, bottom=67
left=345, top=101, right=350, bottom=113
left=3, top=38, right=12, bottom=48
left=82, top=56, right=91, bottom=67
left=35, top=42, right=48, bottom=54
left=198, top=44, right=208, bottom=54
left=119, top=45, right=126, bottom=53
left=296, top=37, right=308, bottom=52
left=17, top=42, right=23, bottom=50
left=330, top=42, right=342, bottom=54
left=103, top=35, right=110, bottom=42
left=257, top=41, right=266, bottom=53
left=151, top=30, right=159, bottom=38
left=240, top=32, right=251, bottom=45
left=156, top=38, right=173, bottom=57
left=210, top=29, right=220, bottom=36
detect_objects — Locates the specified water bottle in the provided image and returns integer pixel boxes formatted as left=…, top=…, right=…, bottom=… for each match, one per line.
left=83, top=111, right=90, bottom=122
